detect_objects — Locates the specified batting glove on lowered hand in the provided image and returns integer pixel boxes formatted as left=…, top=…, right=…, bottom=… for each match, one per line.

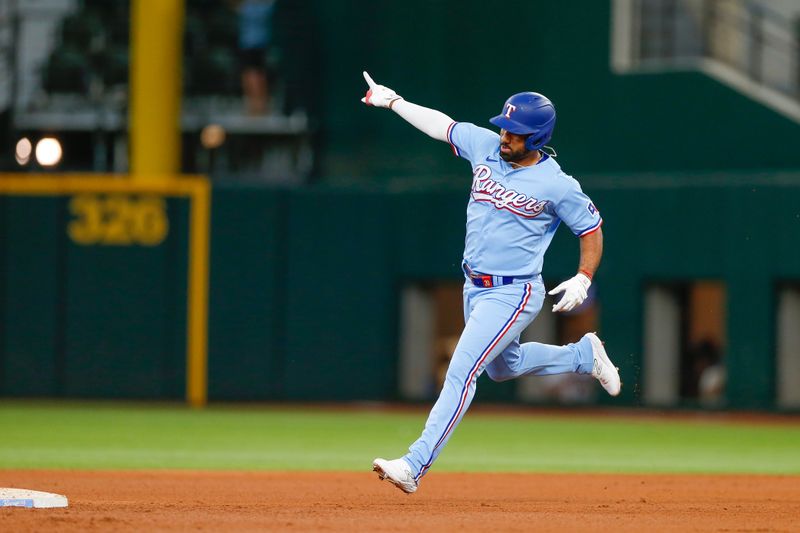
left=548, top=273, right=591, bottom=313
left=361, top=71, right=403, bottom=109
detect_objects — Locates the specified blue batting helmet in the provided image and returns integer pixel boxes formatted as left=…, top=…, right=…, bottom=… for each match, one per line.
left=489, top=92, right=556, bottom=151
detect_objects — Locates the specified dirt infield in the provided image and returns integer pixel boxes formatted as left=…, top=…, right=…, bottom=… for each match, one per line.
left=2, top=470, right=799, bottom=532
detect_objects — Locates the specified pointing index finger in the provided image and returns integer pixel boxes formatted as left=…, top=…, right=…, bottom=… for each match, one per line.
left=363, top=71, right=377, bottom=89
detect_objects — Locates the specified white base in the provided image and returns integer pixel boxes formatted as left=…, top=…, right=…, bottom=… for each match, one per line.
left=0, top=488, right=68, bottom=508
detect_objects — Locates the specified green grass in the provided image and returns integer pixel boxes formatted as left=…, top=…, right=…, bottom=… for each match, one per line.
left=0, top=401, right=798, bottom=474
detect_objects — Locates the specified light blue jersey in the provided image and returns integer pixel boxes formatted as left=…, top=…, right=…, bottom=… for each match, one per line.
left=446, top=122, right=602, bottom=277
left=399, top=122, right=602, bottom=483
left=366, top=82, right=621, bottom=495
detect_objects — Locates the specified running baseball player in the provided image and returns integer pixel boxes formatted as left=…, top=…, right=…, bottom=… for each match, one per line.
left=361, top=71, right=621, bottom=494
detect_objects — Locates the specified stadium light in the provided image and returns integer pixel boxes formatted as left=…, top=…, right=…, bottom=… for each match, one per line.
left=15, top=137, right=32, bottom=166
left=200, top=124, right=226, bottom=149
left=35, top=137, right=63, bottom=167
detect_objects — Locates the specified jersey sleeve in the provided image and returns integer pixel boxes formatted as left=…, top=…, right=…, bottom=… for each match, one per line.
left=554, top=176, right=603, bottom=237
left=447, top=122, right=499, bottom=163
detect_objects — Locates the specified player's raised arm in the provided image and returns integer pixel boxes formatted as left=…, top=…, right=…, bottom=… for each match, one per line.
left=361, top=71, right=453, bottom=142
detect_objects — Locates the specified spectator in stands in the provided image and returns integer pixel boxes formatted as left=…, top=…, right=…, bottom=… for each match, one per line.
left=232, top=0, right=276, bottom=115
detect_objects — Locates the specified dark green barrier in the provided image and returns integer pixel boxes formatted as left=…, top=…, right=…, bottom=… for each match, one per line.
left=207, top=187, right=288, bottom=400
left=0, top=195, right=188, bottom=399
left=205, top=175, right=800, bottom=408
left=0, top=197, right=62, bottom=395
left=282, top=189, right=396, bottom=400
left=3, top=176, right=799, bottom=408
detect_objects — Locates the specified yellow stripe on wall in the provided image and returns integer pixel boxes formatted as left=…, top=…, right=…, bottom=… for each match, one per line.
left=186, top=178, right=211, bottom=408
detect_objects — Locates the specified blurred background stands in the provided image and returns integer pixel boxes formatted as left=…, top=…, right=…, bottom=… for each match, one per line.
left=3, top=0, right=313, bottom=183
left=613, top=0, right=800, bottom=121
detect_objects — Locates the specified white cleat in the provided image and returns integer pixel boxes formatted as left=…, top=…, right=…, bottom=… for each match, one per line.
left=372, top=457, right=418, bottom=494
left=587, top=332, right=621, bottom=397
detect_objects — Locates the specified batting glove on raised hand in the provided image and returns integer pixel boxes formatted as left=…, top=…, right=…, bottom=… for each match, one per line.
left=548, top=273, right=591, bottom=313
left=361, top=71, right=403, bottom=109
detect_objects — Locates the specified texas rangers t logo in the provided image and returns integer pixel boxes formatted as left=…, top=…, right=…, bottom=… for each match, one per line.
left=503, top=103, right=517, bottom=118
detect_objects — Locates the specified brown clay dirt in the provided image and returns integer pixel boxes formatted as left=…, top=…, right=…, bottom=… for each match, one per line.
left=1, top=469, right=799, bottom=532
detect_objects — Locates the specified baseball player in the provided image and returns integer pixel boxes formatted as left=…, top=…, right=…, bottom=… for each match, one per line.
left=361, top=72, right=621, bottom=494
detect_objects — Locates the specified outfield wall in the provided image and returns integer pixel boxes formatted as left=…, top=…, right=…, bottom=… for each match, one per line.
left=1, top=174, right=799, bottom=409
left=0, top=194, right=188, bottom=398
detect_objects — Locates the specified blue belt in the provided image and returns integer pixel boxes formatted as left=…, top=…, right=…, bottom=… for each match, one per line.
left=462, top=262, right=515, bottom=288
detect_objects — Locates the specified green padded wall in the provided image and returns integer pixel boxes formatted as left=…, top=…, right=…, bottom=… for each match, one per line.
left=0, top=196, right=188, bottom=399
left=2, top=176, right=799, bottom=408
left=0, top=197, right=62, bottom=395
left=207, top=187, right=288, bottom=400
left=203, top=174, right=800, bottom=408
left=282, top=189, right=396, bottom=400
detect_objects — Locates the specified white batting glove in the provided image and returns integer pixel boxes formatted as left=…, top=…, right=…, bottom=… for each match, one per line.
left=548, top=273, right=592, bottom=313
left=361, top=71, right=403, bottom=109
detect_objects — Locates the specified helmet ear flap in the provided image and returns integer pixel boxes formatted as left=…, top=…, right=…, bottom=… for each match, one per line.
left=525, top=133, right=544, bottom=151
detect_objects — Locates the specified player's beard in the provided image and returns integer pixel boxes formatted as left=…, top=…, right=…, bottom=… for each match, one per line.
left=499, top=144, right=531, bottom=163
